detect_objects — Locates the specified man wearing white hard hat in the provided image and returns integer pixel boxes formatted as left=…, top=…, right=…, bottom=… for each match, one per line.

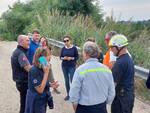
left=109, top=34, right=135, bottom=113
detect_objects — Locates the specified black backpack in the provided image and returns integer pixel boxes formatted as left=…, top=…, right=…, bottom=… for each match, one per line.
left=146, top=70, right=150, bottom=89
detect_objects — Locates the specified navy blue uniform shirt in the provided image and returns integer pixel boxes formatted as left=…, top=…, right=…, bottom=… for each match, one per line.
left=11, top=45, right=30, bottom=82
left=28, top=66, right=49, bottom=93
left=112, top=53, right=134, bottom=92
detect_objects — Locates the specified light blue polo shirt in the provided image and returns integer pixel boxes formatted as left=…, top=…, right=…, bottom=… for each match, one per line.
left=69, top=58, right=115, bottom=105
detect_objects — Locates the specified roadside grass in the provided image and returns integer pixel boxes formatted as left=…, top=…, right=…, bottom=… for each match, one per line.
left=135, top=77, right=150, bottom=104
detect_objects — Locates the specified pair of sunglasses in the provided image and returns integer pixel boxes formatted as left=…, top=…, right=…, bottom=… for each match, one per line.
left=63, top=40, right=69, bottom=43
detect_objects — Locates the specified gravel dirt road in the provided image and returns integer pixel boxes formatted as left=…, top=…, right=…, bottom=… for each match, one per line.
left=0, top=41, right=150, bottom=113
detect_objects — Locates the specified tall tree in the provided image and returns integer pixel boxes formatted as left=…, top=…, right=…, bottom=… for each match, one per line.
left=2, top=2, right=33, bottom=40
left=31, top=0, right=104, bottom=26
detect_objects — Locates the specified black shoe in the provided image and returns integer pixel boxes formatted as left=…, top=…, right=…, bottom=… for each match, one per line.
left=64, top=96, right=69, bottom=101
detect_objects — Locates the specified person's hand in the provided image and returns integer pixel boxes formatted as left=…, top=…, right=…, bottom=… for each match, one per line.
left=63, top=56, right=68, bottom=60
left=43, top=64, right=50, bottom=75
left=54, top=81, right=59, bottom=88
left=67, top=57, right=72, bottom=61
left=50, top=81, right=59, bottom=88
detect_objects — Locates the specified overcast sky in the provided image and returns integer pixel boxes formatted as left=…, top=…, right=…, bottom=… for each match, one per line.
left=0, top=0, right=150, bottom=21
left=0, top=0, right=27, bottom=16
left=101, top=0, right=150, bottom=21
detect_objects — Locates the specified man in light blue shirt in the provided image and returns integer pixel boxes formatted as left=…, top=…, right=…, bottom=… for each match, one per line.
left=69, top=41, right=115, bottom=113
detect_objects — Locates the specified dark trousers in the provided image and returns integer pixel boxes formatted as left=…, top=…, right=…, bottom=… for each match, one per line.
left=16, top=82, right=28, bottom=113
left=111, top=93, right=134, bottom=113
left=76, top=102, right=107, bottom=113
left=62, top=66, right=76, bottom=95
left=33, top=96, right=47, bottom=113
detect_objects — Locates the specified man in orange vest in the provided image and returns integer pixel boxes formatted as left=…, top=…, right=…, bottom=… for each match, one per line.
left=103, top=31, right=117, bottom=69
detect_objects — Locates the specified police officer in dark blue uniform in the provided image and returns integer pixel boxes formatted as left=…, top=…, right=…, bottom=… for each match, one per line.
left=109, top=34, right=135, bottom=113
left=25, top=47, right=53, bottom=113
left=11, top=35, right=31, bottom=113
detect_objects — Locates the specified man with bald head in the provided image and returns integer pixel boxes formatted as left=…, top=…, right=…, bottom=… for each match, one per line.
left=11, top=35, right=31, bottom=113
left=69, top=41, right=115, bottom=113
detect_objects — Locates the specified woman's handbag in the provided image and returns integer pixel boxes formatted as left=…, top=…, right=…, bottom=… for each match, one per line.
left=46, top=91, right=54, bottom=109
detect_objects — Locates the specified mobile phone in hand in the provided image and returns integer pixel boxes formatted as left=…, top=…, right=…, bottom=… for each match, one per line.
left=39, top=56, right=48, bottom=66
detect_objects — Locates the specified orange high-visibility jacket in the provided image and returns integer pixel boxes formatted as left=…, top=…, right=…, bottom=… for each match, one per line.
left=103, top=49, right=112, bottom=68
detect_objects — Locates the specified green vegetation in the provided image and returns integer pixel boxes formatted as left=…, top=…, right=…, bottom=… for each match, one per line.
left=135, top=77, right=150, bottom=104
left=0, top=2, right=34, bottom=40
left=0, top=0, right=149, bottom=68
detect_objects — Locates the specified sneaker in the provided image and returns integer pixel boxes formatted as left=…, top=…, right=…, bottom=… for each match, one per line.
left=53, top=88, right=61, bottom=94
left=64, top=96, right=69, bottom=101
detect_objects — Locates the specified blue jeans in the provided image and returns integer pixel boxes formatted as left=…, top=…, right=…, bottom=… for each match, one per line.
left=62, top=66, right=76, bottom=95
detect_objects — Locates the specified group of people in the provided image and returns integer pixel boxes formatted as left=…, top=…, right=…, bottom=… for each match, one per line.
left=11, top=30, right=135, bottom=113
left=11, top=30, right=60, bottom=113
left=69, top=31, right=135, bottom=113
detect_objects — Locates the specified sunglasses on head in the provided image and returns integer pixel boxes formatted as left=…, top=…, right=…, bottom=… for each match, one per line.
left=63, top=40, right=69, bottom=43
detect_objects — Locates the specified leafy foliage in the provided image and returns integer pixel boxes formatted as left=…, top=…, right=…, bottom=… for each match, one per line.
left=1, top=2, right=34, bottom=40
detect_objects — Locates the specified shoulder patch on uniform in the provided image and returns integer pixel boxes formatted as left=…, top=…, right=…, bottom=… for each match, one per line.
left=33, top=79, right=38, bottom=84
left=22, top=56, right=27, bottom=61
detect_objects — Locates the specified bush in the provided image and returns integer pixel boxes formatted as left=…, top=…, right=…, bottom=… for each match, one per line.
left=37, top=10, right=101, bottom=47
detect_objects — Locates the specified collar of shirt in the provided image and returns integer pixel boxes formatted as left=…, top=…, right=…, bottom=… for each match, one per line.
left=17, top=45, right=28, bottom=53
left=85, top=58, right=98, bottom=63
left=31, top=38, right=39, bottom=45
